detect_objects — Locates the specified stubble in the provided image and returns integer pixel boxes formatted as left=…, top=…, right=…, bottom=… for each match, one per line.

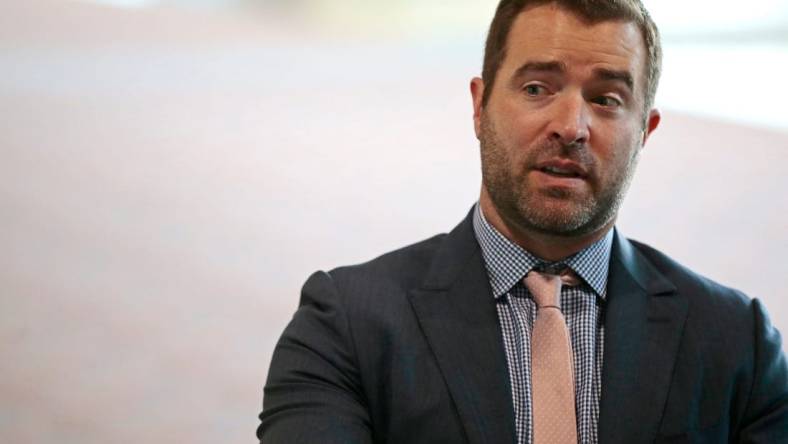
left=479, top=112, right=641, bottom=238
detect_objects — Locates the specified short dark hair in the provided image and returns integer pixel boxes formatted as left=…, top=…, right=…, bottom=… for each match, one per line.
left=481, top=0, right=662, bottom=117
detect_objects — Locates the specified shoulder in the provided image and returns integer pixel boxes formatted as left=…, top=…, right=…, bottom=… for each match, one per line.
left=326, top=233, right=447, bottom=293
left=627, top=237, right=755, bottom=321
left=301, top=232, right=450, bottom=309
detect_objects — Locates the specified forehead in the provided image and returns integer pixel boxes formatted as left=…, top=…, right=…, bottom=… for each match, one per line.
left=503, top=4, right=647, bottom=88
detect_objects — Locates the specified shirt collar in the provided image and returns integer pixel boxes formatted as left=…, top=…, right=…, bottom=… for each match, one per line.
left=472, top=202, right=613, bottom=299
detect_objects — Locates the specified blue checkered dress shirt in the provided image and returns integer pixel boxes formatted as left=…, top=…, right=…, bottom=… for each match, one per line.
left=472, top=204, right=613, bottom=444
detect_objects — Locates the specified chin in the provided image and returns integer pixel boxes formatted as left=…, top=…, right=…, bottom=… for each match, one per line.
left=515, top=201, right=602, bottom=237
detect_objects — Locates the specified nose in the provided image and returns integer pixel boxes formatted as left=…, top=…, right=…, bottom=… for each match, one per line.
left=547, top=93, right=590, bottom=146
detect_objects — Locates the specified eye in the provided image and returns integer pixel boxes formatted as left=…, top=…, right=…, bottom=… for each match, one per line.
left=592, top=96, right=622, bottom=108
left=523, top=84, right=548, bottom=97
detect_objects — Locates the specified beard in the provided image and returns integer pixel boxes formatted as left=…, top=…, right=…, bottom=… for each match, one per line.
left=479, top=112, right=641, bottom=238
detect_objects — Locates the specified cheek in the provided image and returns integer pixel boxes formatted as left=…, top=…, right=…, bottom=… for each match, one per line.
left=502, top=118, right=543, bottom=162
left=510, top=107, right=543, bottom=136
left=596, top=135, right=641, bottom=178
left=495, top=99, right=542, bottom=138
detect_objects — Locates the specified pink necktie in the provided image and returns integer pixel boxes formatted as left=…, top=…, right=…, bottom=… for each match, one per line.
left=525, top=269, right=579, bottom=444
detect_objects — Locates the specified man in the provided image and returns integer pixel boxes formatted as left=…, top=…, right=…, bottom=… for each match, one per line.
left=258, top=1, right=788, bottom=443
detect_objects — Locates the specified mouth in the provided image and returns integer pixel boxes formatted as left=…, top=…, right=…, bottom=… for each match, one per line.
left=534, top=161, right=588, bottom=179
left=538, top=165, right=584, bottom=178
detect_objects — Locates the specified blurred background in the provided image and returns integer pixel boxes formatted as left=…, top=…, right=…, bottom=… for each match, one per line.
left=1, top=0, right=787, bottom=442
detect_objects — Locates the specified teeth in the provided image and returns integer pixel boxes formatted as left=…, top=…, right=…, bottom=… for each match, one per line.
left=543, top=166, right=575, bottom=176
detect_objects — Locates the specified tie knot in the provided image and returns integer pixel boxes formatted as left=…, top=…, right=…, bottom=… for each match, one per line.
left=524, top=267, right=580, bottom=308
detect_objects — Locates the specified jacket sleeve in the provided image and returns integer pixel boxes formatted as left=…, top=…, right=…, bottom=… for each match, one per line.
left=257, top=271, right=373, bottom=444
left=738, top=298, right=788, bottom=443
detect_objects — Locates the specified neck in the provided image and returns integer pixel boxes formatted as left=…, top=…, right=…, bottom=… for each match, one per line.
left=479, top=193, right=614, bottom=262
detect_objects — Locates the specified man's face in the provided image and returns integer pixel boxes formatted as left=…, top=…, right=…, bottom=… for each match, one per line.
left=472, top=4, right=660, bottom=239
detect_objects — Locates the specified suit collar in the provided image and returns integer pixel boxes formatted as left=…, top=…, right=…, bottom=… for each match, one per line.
left=418, top=208, right=480, bottom=291
left=610, top=229, right=676, bottom=296
left=598, top=231, right=688, bottom=443
left=409, top=208, right=517, bottom=444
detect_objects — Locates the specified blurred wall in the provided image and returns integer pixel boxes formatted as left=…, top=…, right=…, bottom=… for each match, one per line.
left=1, top=1, right=787, bottom=442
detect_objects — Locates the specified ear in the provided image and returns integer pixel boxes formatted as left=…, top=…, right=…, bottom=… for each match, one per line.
left=470, top=77, right=485, bottom=139
left=641, top=108, right=661, bottom=146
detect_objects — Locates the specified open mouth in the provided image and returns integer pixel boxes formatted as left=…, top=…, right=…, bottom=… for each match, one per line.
left=539, top=166, right=584, bottom=178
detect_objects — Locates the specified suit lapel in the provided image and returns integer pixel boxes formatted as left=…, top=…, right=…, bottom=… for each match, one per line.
left=408, top=215, right=686, bottom=444
left=598, top=232, right=688, bottom=443
left=408, top=212, right=516, bottom=444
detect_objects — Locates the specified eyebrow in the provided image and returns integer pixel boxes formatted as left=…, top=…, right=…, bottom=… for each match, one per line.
left=511, top=61, right=567, bottom=81
left=593, top=68, right=634, bottom=93
left=510, top=60, right=635, bottom=93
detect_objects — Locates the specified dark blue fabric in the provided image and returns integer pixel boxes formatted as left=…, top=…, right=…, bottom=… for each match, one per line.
left=258, top=208, right=788, bottom=444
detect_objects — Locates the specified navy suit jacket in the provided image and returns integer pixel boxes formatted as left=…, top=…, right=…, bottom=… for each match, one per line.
left=258, top=210, right=788, bottom=443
